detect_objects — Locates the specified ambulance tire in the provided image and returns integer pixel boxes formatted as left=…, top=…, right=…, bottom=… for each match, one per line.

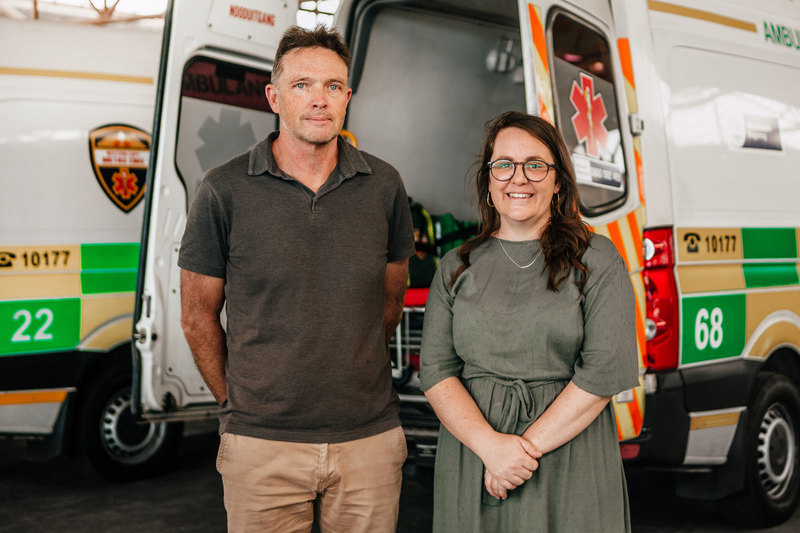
left=718, top=372, right=800, bottom=527
left=78, top=365, right=183, bottom=482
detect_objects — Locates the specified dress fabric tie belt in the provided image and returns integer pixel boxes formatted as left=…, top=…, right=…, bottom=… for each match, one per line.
left=462, top=373, right=569, bottom=506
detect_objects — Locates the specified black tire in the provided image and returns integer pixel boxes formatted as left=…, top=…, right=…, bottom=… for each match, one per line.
left=718, top=371, right=800, bottom=527
left=78, top=365, right=183, bottom=482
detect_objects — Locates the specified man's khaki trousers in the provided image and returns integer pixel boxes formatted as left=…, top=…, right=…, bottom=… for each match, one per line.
left=217, top=427, right=407, bottom=532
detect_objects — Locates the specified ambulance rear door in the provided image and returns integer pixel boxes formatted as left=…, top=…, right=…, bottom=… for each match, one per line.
left=517, top=0, right=647, bottom=440
left=133, top=0, right=290, bottom=421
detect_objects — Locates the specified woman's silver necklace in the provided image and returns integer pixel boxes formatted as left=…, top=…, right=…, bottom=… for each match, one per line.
left=498, top=240, right=543, bottom=269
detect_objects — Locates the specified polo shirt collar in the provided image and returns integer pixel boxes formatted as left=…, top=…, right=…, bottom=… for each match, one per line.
left=247, top=131, right=372, bottom=180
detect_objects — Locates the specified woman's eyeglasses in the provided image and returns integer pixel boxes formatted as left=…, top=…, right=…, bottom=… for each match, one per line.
left=487, top=159, right=555, bottom=182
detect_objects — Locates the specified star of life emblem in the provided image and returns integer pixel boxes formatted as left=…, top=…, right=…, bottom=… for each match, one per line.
left=569, top=73, right=608, bottom=158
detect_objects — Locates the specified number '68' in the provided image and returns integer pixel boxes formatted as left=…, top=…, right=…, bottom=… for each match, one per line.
left=695, top=307, right=723, bottom=350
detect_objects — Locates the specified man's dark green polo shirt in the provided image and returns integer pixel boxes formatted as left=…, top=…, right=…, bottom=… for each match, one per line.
left=179, top=132, right=415, bottom=443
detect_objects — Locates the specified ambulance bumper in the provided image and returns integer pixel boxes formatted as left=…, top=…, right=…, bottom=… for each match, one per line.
left=624, top=358, right=760, bottom=465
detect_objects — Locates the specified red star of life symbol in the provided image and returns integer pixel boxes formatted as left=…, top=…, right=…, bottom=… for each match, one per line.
left=569, top=73, right=608, bottom=158
left=112, top=168, right=139, bottom=199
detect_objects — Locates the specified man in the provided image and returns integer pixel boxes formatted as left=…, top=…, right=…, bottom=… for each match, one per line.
left=178, top=25, right=414, bottom=532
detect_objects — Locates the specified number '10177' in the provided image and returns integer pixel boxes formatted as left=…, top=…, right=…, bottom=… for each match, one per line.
left=705, top=235, right=736, bottom=253
left=21, top=250, right=70, bottom=267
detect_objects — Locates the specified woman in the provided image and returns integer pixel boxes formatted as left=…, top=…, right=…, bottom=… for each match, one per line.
left=419, top=111, right=639, bottom=532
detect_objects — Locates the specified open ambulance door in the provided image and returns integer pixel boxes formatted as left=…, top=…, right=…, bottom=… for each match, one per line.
left=133, top=0, right=291, bottom=421
left=517, top=0, right=647, bottom=441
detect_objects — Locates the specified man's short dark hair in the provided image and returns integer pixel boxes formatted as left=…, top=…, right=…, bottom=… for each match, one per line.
left=272, top=25, right=351, bottom=87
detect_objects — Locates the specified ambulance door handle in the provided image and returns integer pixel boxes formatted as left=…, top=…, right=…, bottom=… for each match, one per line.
left=629, top=113, right=644, bottom=136
left=134, top=325, right=157, bottom=347
left=134, top=328, right=147, bottom=344
left=134, top=293, right=154, bottom=347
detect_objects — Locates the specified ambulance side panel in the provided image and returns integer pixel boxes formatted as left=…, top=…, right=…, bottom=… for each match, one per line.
left=0, top=18, right=183, bottom=481
left=647, top=3, right=800, bottom=228
left=632, top=1, right=800, bottom=468
left=0, top=18, right=159, bottom=433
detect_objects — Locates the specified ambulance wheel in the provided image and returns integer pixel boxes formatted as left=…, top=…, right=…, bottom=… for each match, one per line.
left=78, top=366, right=183, bottom=482
left=718, top=372, right=800, bottom=527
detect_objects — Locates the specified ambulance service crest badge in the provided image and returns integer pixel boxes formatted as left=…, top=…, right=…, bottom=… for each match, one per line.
left=88, top=124, right=151, bottom=212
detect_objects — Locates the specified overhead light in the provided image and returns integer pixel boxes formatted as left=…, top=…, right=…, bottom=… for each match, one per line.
left=486, top=39, right=517, bottom=73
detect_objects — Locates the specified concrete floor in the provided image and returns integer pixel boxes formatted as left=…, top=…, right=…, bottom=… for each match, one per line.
left=2, top=427, right=800, bottom=532
left=0, top=426, right=432, bottom=533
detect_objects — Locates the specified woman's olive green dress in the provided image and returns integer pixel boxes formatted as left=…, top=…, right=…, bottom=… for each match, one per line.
left=419, top=235, right=639, bottom=532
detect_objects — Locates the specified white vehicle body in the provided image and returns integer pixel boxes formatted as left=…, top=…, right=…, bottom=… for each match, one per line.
left=0, top=13, right=184, bottom=480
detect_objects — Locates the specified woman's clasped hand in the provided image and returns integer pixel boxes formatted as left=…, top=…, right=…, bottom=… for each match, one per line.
left=479, top=432, right=541, bottom=500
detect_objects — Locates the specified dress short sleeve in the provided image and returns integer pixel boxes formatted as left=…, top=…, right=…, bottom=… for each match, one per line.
left=571, top=236, right=640, bottom=396
left=419, top=252, right=464, bottom=391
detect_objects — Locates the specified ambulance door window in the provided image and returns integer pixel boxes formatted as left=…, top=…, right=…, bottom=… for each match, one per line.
left=175, top=57, right=275, bottom=205
left=549, top=13, right=627, bottom=215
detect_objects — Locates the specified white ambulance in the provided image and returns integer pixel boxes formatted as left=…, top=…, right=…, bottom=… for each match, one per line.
left=0, top=9, right=180, bottom=480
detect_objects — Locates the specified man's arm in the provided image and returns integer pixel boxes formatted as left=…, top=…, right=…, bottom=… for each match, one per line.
left=384, top=258, right=409, bottom=342
left=180, top=268, right=228, bottom=404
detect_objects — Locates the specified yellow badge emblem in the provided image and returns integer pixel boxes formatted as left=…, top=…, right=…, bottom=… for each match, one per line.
left=88, top=124, right=151, bottom=212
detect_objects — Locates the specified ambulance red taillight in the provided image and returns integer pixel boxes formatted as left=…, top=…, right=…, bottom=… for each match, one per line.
left=643, top=228, right=679, bottom=371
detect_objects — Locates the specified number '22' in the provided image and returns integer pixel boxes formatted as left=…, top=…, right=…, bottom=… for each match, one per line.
left=12, top=309, right=54, bottom=342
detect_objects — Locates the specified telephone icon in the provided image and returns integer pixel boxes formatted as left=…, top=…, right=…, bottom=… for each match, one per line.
left=0, top=252, right=16, bottom=268
left=683, top=232, right=700, bottom=253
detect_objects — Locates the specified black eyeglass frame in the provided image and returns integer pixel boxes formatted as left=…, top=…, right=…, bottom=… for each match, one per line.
left=486, top=159, right=556, bottom=182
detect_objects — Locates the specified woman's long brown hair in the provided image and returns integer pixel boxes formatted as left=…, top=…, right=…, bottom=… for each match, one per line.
left=450, top=111, right=592, bottom=292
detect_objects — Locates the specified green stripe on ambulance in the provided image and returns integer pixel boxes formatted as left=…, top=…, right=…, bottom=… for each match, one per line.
left=80, top=243, right=139, bottom=294
left=741, top=228, right=797, bottom=259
